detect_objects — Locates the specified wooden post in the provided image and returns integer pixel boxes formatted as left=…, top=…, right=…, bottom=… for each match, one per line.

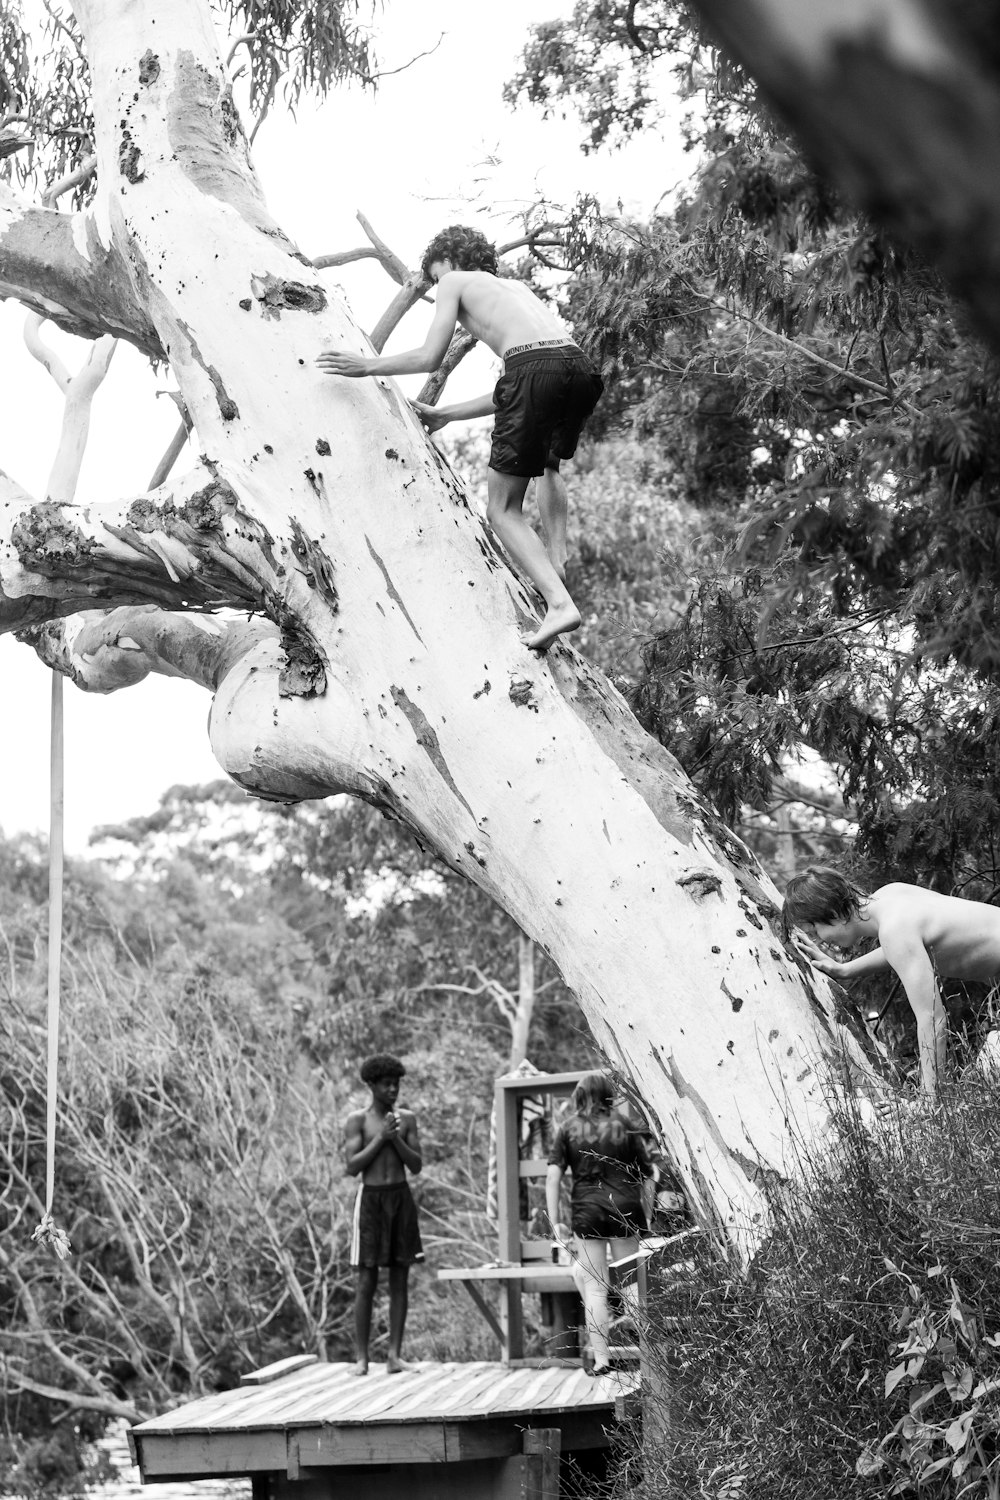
left=637, top=1252, right=674, bottom=1461
left=522, top=1428, right=560, bottom=1500
left=495, top=1079, right=524, bottom=1361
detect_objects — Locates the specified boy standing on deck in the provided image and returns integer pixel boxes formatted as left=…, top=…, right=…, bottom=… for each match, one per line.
left=317, top=225, right=603, bottom=652
left=344, top=1054, right=423, bottom=1375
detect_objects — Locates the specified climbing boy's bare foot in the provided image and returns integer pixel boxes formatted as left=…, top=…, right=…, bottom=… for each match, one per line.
left=386, top=1355, right=416, bottom=1374
left=525, top=601, right=581, bottom=652
left=349, top=1360, right=369, bottom=1377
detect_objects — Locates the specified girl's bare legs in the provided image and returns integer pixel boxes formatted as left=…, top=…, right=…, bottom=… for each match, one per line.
left=608, top=1235, right=641, bottom=1325
left=572, top=1238, right=612, bottom=1369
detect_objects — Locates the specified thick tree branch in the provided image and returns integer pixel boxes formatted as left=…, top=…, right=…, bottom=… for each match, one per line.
left=28, top=605, right=273, bottom=695
left=0, top=184, right=162, bottom=356
left=0, top=466, right=269, bottom=634
left=0, top=1366, right=139, bottom=1422
left=369, top=270, right=431, bottom=353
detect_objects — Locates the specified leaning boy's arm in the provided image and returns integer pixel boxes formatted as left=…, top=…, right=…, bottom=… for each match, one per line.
left=837, top=946, right=894, bottom=982
left=880, top=927, right=946, bottom=1094
left=797, top=933, right=891, bottom=984
left=317, top=277, right=462, bottom=380
left=390, top=1111, right=423, bottom=1174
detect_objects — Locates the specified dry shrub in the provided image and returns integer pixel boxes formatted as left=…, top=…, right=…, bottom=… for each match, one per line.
left=622, top=1076, right=1000, bottom=1499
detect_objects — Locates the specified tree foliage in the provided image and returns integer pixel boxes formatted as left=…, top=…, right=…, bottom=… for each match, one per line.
left=627, top=1081, right=1000, bottom=1500
left=0, top=0, right=380, bottom=199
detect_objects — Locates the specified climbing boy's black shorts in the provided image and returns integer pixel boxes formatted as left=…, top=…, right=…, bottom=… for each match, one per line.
left=490, top=343, right=603, bottom=479
left=350, top=1181, right=424, bottom=1267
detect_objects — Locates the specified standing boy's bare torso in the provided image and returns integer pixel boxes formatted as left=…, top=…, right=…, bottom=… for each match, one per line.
left=347, top=1106, right=417, bottom=1185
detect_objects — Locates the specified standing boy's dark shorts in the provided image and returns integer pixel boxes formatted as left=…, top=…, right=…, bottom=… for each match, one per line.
left=351, top=1180, right=424, bottom=1267
left=491, top=342, right=603, bottom=478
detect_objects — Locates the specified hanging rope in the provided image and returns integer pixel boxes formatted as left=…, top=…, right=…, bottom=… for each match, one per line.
left=31, top=670, right=72, bottom=1260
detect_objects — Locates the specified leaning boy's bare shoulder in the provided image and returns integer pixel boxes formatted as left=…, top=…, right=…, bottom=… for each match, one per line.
left=343, top=1107, right=367, bottom=1131
left=874, top=881, right=928, bottom=912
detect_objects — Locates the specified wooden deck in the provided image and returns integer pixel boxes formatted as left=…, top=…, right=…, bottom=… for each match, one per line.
left=130, top=1355, right=638, bottom=1495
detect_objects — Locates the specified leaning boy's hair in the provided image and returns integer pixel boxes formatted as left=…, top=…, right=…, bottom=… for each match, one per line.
left=420, top=225, right=499, bottom=281
left=360, top=1053, right=406, bottom=1085
left=781, top=865, right=870, bottom=938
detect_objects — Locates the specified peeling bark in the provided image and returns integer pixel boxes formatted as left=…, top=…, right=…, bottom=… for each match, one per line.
left=0, top=185, right=163, bottom=356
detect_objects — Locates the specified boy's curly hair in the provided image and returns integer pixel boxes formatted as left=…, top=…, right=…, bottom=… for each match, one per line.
left=360, top=1053, right=406, bottom=1085
left=420, top=225, right=499, bottom=281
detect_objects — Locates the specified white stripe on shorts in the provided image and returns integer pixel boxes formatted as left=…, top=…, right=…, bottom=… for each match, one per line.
left=351, top=1184, right=364, bottom=1264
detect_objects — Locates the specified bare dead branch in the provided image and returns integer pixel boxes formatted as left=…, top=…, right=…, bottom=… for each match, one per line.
left=356, top=211, right=410, bottom=285
left=368, top=35, right=445, bottom=81
left=311, top=245, right=380, bottom=269
left=368, top=270, right=430, bottom=352
left=2, top=1367, right=139, bottom=1422
left=417, top=329, right=477, bottom=405
left=41, top=154, right=96, bottom=209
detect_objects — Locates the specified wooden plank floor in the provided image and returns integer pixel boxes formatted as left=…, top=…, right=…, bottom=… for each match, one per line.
left=133, top=1359, right=638, bottom=1435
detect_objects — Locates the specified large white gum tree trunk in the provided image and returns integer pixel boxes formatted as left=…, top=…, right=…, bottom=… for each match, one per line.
left=0, top=0, right=882, bottom=1254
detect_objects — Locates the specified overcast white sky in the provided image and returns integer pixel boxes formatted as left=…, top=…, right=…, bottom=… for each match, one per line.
left=1, top=0, right=690, bottom=852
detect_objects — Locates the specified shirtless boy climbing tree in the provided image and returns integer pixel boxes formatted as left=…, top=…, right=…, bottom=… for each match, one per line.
left=317, top=225, right=603, bottom=651
left=344, top=1054, right=423, bottom=1375
left=783, top=866, right=1000, bottom=1095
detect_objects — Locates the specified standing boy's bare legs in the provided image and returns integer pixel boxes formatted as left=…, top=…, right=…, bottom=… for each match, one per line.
left=487, top=468, right=581, bottom=651
left=386, top=1264, right=414, bottom=1373
left=352, top=1266, right=378, bottom=1375
left=534, top=465, right=569, bottom=581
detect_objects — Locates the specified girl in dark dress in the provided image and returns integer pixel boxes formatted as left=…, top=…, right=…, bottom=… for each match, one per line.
left=546, top=1071, right=653, bottom=1375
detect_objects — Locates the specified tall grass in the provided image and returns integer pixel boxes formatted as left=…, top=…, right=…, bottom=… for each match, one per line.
left=624, top=1076, right=1000, bottom=1499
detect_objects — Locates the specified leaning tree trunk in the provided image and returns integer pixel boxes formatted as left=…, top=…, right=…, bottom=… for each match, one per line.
left=0, top=0, right=882, bottom=1255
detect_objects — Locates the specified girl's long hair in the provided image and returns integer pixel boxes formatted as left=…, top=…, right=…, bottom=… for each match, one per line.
left=568, top=1071, right=626, bottom=1147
